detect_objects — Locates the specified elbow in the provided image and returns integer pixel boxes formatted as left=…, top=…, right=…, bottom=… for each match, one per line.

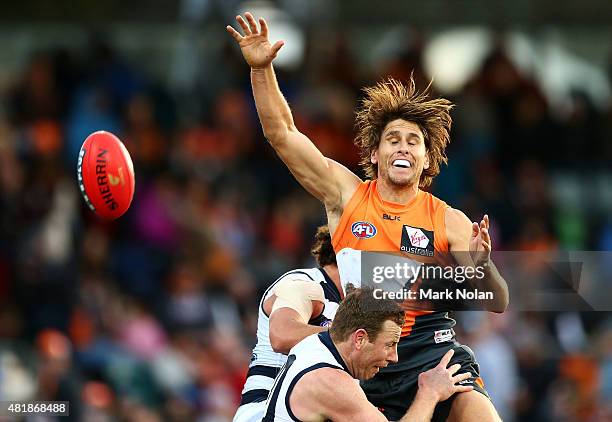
left=263, top=127, right=289, bottom=145
left=489, top=295, right=509, bottom=313
left=269, top=331, right=292, bottom=354
left=263, top=124, right=297, bottom=146
left=263, top=129, right=283, bottom=145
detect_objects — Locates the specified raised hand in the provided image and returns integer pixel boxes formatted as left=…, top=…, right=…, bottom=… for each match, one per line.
left=226, top=12, right=284, bottom=69
left=417, top=349, right=474, bottom=402
left=470, top=214, right=491, bottom=267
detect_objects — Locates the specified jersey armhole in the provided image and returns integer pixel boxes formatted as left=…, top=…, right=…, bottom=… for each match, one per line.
left=285, top=363, right=342, bottom=422
left=435, top=203, right=450, bottom=252
left=331, top=180, right=369, bottom=251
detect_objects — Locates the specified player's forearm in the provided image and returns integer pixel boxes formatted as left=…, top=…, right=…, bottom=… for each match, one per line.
left=398, top=390, right=437, bottom=422
left=250, top=64, right=295, bottom=143
left=270, top=319, right=327, bottom=354
left=473, top=260, right=509, bottom=312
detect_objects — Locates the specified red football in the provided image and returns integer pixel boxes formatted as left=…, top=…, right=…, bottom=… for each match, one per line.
left=77, top=131, right=135, bottom=220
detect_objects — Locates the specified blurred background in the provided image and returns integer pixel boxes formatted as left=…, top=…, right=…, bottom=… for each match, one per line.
left=0, top=0, right=611, bottom=420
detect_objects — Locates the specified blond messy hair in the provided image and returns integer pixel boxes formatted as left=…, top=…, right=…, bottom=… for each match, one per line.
left=354, top=76, right=453, bottom=188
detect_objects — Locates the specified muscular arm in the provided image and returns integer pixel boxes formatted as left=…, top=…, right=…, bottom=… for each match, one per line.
left=251, top=65, right=360, bottom=208
left=269, top=307, right=327, bottom=354
left=398, top=390, right=438, bottom=422
left=228, top=13, right=360, bottom=214
left=263, top=276, right=328, bottom=354
left=290, top=350, right=472, bottom=422
left=446, top=208, right=509, bottom=312
left=290, top=368, right=388, bottom=422
left=290, top=374, right=456, bottom=422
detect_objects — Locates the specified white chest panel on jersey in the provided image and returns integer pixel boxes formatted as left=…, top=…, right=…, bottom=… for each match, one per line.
left=336, top=247, right=362, bottom=295
left=336, top=248, right=424, bottom=298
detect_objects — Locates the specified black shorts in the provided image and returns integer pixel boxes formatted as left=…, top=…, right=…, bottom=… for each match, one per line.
left=361, top=340, right=490, bottom=422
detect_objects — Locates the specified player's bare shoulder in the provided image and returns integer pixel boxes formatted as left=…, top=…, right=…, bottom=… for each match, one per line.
left=290, top=366, right=367, bottom=422
left=326, top=158, right=361, bottom=202
left=324, top=158, right=361, bottom=233
left=444, top=207, right=472, bottom=248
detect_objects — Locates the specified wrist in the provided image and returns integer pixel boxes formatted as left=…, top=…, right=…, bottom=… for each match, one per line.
left=473, top=256, right=491, bottom=268
left=250, top=64, right=272, bottom=72
left=415, top=387, right=440, bottom=404
left=480, top=258, right=492, bottom=271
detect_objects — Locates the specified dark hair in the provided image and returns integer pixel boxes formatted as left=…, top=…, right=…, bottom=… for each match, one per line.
left=330, top=287, right=405, bottom=343
left=354, top=76, right=453, bottom=187
left=311, top=225, right=336, bottom=267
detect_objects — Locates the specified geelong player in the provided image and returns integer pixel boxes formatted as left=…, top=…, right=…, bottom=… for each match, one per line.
left=234, top=226, right=343, bottom=422
left=262, top=287, right=474, bottom=422
left=227, top=12, right=508, bottom=421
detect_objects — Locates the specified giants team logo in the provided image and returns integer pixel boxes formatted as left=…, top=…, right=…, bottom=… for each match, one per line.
left=401, top=225, right=434, bottom=257
left=351, top=221, right=377, bottom=239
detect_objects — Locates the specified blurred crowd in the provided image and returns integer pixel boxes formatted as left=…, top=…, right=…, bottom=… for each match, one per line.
left=0, top=25, right=611, bottom=422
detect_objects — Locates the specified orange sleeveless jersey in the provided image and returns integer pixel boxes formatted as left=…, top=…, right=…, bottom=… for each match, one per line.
left=332, top=179, right=450, bottom=337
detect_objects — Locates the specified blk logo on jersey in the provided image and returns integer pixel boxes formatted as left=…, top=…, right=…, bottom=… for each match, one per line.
left=382, top=213, right=400, bottom=221
left=351, top=221, right=377, bottom=239
left=401, top=225, right=434, bottom=256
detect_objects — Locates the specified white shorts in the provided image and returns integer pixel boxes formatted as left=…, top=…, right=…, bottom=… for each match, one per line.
left=233, top=401, right=266, bottom=422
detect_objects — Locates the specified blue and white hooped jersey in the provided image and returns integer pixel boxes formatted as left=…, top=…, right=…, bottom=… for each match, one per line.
left=237, top=267, right=342, bottom=409
left=261, top=331, right=350, bottom=422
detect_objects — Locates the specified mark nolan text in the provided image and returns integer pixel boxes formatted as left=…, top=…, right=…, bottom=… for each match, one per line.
left=373, top=288, right=494, bottom=301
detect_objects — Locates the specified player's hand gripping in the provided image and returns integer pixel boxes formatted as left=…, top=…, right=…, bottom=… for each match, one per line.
left=226, top=12, right=284, bottom=69
left=470, top=214, right=491, bottom=267
left=417, top=349, right=473, bottom=402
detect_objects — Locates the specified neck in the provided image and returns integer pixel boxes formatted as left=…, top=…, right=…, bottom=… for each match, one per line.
left=334, top=340, right=357, bottom=378
left=323, top=264, right=344, bottom=299
left=376, top=177, right=419, bottom=204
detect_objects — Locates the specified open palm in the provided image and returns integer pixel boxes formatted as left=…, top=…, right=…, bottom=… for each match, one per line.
left=226, top=12, right=284, bottom=69
left=470, top=214, right=491, bottom=266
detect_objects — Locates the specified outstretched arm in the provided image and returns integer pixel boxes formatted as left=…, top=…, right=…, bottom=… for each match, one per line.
left=227, top=12, right=360, bottom=209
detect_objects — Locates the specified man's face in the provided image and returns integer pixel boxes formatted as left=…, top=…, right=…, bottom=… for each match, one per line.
left=354, top=320, right=401, bottom=380
left=371, top=119, right=429, bottom=187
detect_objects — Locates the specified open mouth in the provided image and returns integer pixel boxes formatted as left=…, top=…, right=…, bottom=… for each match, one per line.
left=392, top=159, right=411, bottom=169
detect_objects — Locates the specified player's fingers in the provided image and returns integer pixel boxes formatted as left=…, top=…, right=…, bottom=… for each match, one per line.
left=484, top=214, right=489, bottom=228
left=271, top=40, right=285, bottom=56
left=259, top=17, right=269, bottom=37
left=452, top=371, right=472, bottom=383
left=245, top=12, right=259, bottom=34
left=236, top=15, right=251, bottom=35
left=481, top=240, right=491, bottom=252
left=437, top=349, right=454, bottom=368
left=472, top=222, right=480, bottom=237
left=226, top=25, right=243, bottom=42
left=481, top=227, right=490, bottom=243
left=454, top=385, right=474, bottom=393
left=448, top=363, right=462, bottom=375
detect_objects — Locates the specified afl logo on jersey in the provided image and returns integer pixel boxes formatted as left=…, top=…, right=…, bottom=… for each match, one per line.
left=351, top=221, right=377, bottom=239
